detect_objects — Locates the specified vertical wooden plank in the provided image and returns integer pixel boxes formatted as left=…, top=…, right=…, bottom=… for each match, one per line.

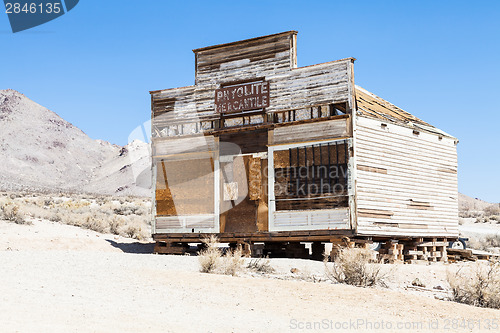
left=214, top=137, right=220, bottom=233
left=347, top=59, right=358, bottom=232
left=268, top=145, right=276, bottom=230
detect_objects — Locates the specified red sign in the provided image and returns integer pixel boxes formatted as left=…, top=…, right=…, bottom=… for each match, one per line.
left=215, top=81, right=270, bottom=114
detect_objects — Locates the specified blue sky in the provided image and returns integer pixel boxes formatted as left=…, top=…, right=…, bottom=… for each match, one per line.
left=0, top=1, right=499, bottom=202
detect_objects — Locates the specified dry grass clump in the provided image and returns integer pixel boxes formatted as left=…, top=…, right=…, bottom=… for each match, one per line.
left=324, top=247, right=385, bottom=287
left=222, top=246, right=245, bottom=276
left=198, top=235, right=223, bottom=273
left=198, top=236, right=245, bottom=276
left=447, top=261, right=500, bottom=309
left=247, top=258, right=275, bottom=274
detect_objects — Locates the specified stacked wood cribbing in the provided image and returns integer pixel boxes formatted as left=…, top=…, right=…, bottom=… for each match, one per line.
left=378, top=241, right=404, bottom=263
left=403, top=239, right=448, bottom=263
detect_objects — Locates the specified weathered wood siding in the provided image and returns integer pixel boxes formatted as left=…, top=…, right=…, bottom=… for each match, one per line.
left=194, top=31, right=296, bottom=86
left=271, top=118, right=348, bottom=145
left=151, top=32, right=353, bottom=137
left=354, top=116, right=458, bottom=237
left=153, top=135, right=216, bottom=157
left=266, top=61, right=351, bottom=113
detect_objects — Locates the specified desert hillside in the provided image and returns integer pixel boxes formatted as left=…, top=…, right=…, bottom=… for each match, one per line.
left=0, top=89, right=150, bottom=196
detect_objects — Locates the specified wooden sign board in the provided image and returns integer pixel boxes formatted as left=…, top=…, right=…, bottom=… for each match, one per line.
left=215, top=81, right=270, bottom=114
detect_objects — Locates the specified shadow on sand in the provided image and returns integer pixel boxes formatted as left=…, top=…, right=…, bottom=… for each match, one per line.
left=106, top=239, right=155, bottom=254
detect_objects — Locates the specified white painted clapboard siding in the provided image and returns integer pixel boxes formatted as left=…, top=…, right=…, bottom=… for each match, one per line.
left=355, top=116, right=458, bottom=237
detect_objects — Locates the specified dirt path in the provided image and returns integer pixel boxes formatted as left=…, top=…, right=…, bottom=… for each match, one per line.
left=1, top=220, right=499, bottom=332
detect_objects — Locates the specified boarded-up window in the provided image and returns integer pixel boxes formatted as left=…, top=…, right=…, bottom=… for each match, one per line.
left=274, top=141, right=349, bottom=210
left=156, top=157, right=214, bottom=216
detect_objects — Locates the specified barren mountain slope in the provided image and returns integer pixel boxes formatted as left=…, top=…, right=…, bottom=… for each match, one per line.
left=0, top=89, right=150, bottom=196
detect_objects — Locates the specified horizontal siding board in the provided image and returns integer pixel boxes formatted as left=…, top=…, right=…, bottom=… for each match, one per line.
left=357, top=176, right=457, bottom=197
left=356, top=157, right=457, bottom=180
left=153, top=135, right=216, bottom=156
left=356, top=132, right=457, bottom=161
left=272, top=118, right=348, bottom=144
left=357, top=123, right=457, bottom=150
left=357, top=172, right=457, bottom=192
left=357, top=186, right=457, bottom=203
left=356, top=192, right=458, bottom=210
left=357, top=115, right=456, bottom=146
left=357, top=198, right=458, bottom=213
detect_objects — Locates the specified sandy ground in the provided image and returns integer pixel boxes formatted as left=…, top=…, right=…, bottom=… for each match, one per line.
left=1, top=219, right=499, bottom=333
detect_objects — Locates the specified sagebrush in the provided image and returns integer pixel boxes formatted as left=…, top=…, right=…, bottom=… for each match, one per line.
left=198, top=236, right=246, bottom=276
left=447, top=261, right=500, bottom=309
left=0, top=202, right=30, bottom=225
left=324, top=247, right=385, bottom=287
left=0, top=192, right=150, bottom=239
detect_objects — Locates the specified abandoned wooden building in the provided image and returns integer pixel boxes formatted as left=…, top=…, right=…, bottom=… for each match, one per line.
left=149, top=31, right=459, bottom=262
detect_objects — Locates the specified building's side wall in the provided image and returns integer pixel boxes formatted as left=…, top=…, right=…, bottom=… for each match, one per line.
left=354, top=116, right=459, bottom=237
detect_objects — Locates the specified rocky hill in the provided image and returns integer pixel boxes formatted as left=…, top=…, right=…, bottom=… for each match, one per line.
left=0, top=89, right=150, bottom=196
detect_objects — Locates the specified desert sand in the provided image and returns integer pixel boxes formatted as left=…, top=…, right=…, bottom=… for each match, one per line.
left=1, top=219, right=499, bottom=333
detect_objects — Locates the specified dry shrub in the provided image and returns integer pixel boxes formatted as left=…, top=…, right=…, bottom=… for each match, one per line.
left=0, top=192, right=151, bottom=240
left=447, top=261, right=500, bottom=309
left=198, top=235, right=222, bottom=273
left=222, top=246, right=245, bottom=276
left=468, top=235, right=500, bottom=251
left=324, top=247, right=385, bottom=287
left=198, top=236, right=245, bottom=276
left=1, top=203, right=30, bottom=225
left=82, top=213, right=107, bottom=233
left=123, top=223, right=147, bottom=240
left=247, top=258, right=275, bottom=274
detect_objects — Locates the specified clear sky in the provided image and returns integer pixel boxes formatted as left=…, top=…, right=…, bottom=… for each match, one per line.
left=0, top=1, right=499, bottom=202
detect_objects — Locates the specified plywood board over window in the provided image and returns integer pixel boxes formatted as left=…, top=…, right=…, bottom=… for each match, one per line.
left=155, top=157, right=215, bottom=216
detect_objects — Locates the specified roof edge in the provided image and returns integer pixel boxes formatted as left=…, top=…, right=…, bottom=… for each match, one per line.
left=355, top=85, right=457, bottom=140
left=192, top=31, right=298, bottom=53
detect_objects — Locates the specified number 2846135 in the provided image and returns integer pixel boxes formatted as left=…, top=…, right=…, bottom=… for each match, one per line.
left=5, top=2, right=62, bottom=14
